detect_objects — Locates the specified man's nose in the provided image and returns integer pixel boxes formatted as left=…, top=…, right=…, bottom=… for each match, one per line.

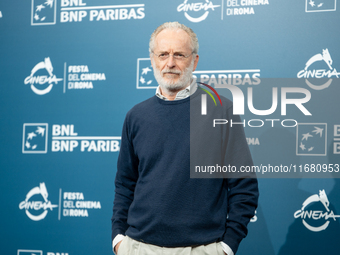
left=166, top=55, right=176, bottom=68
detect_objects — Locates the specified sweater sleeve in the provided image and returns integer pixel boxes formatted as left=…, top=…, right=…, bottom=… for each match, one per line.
left=111, top=112, right=139, bottom=240
left=221, top=107, right=259, bottom=254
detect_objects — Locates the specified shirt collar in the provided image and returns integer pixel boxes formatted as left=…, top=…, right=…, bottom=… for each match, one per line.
left=156, top=80, right=197, bottom=101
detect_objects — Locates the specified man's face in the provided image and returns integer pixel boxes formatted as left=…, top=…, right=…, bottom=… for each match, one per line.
left=151, top=29, right=199, bottom=92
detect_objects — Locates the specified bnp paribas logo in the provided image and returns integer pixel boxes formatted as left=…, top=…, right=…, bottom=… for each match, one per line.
left=31, top=0, right=56, bottom=25
left=296, top=123, right=327, bottom=156
left=136, top=58, right=157, bottom=89
left=17, top=250, right=43, bottom=255
left=305, top=0, right=337, bottom=12
left=22, top=123, right=48, bottom=154
left=199, top=82, right=223, bottom=115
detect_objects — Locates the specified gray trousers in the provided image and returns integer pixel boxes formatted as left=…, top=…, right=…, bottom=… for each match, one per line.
left=117, top=236, right=225, bottom=255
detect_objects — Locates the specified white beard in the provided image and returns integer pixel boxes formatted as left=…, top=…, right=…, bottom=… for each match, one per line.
left=153, top=60, right=194, bottom=93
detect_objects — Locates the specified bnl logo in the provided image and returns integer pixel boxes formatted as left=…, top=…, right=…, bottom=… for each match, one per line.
left=296, top=123, right=327, bottom=156
left=17, top=250, right=42, bottom=255
left=22, top=123, right=48, bottom=153
left=18, top=251, right=68, bottom=255
left=31, top=0, right=56, bottom=25
left=136, top=58, right=156, bottom=89
left=305, top=0, right=337, bottom=12
left=200, top=82, right=222, bottom=115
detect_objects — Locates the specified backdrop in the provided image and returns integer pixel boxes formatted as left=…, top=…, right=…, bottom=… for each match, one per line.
left=1, top=0, right=340, bottom=254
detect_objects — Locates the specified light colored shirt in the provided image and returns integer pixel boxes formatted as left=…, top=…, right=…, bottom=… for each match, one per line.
left=155, top=80, right=197, bottom=101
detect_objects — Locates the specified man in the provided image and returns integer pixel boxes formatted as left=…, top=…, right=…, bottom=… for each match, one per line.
left=111, top=22, right=259, bottom=255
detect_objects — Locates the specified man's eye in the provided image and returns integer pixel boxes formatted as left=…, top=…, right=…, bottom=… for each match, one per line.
left=174, top=53, right=185, bottom=58
left=159, top=53, right=168, bottom=57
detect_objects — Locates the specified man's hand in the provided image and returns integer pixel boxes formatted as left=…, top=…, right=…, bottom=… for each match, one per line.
left=114, top=240, right=123, bottom=254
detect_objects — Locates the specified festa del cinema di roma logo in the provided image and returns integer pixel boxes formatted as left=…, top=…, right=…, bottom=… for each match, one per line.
left=297, top=48, right=340, bottom=90
left=177, top=0, right=220, bottom=22
left=19, top=182, right=58, bottom=221
left=294, top=189, right=340, bottom=232
left=24, top=57, right=63, bottom=95
left=24, top=58, right=107, bottom=95
left=19, top=182, right=102, bottom=220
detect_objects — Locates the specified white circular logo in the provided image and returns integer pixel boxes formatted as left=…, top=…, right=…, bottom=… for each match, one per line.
left=177, top=0, right=220, bottom=23
left=294, top=189, right=340, bottom=232
left=297, top=49, right=339, bottom=90
left=24, top=57, right=63, bottom=95
left=19, top=183, right=58, bottom=221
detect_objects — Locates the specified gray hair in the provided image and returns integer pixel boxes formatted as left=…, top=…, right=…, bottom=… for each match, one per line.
left=149, top=22, right=199, bottom=54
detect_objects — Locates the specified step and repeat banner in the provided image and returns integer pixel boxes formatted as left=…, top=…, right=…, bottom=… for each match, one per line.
left=1, top=0, right=340, bottom=254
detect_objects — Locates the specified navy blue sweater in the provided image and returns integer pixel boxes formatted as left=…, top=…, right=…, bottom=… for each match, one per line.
left=112, top=89, right=258, bottom=254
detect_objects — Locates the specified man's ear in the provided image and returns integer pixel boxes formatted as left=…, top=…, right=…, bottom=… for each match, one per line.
left=193, top=54, right=199, bottom=71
